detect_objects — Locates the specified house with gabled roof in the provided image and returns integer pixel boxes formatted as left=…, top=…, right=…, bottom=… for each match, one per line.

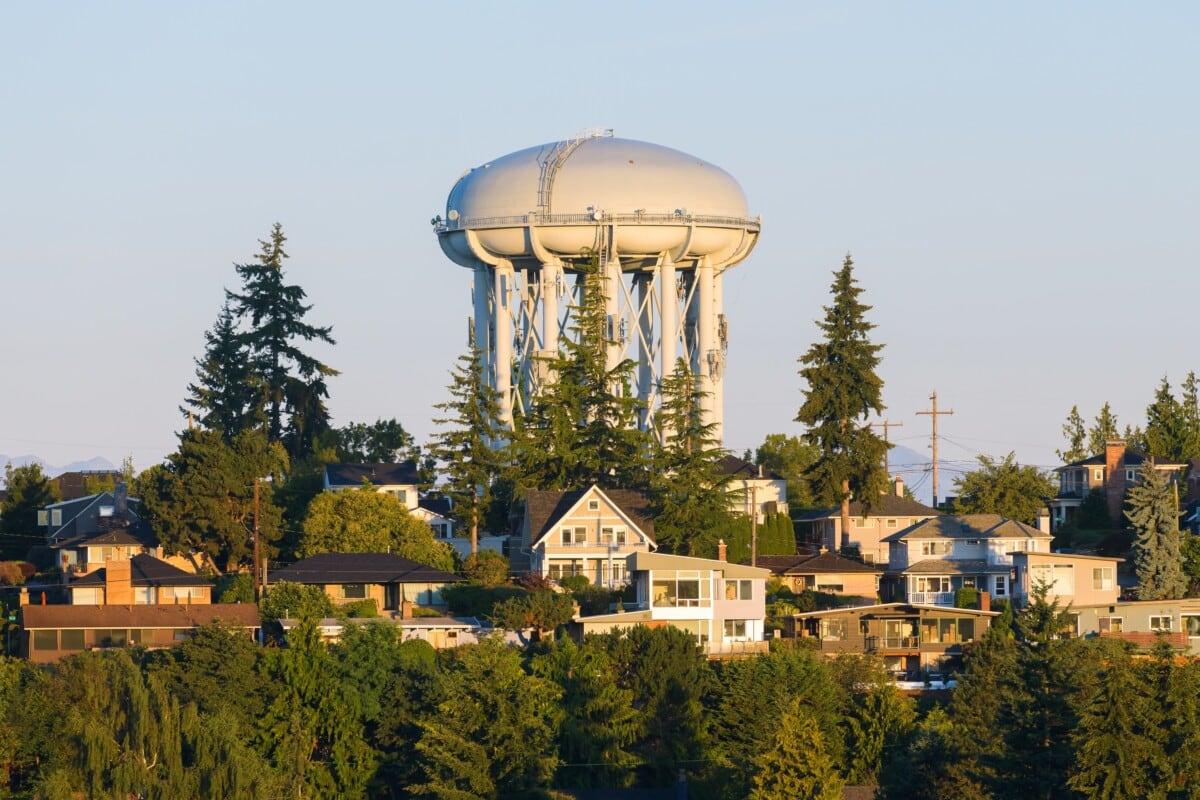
left=268, top=552, right=462, bottom=616
left=715, top=455, right=788, bottom=521
left=1050, top=439, right=1186, bottom=532
left=880, top=514, right=1053, bottom=606
left=518, top=486, right=655, bottom=587
left=752, top=550, right=882, bottom=602
left=67, top=554, right=212, bottom=606
left=796, top=478, right=939, bottom=565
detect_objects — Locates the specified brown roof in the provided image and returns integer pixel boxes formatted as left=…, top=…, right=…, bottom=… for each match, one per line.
left=20, top=603, right=260, bottom=630
left=525, top=487, right=655, bottom=543
left=752, top=552, right=883, bottom=576
left=796, top=494, right=938, bottom=521
left=881, top=514, right=1050, bottom=543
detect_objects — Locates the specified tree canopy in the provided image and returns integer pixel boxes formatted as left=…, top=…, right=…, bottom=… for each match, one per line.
left=1126, top=462, right=1187, bottom=600
left=952, top=452, right=1055, bottom=525
left=299, top=488, right=455, bottom=571
left=0, top=463, right=59, bottom=559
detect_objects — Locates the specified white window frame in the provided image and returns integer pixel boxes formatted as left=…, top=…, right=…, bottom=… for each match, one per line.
left=1150, top=615, right=1173, bottom=632
left=886, top=518, right=898, bottom=528
left=51, top=509, right=62, bottom=526
left=560, top=526, right=587, bottom=546
left=724, top=579, right=752, bottom=601
left=723, top=619, right=749, bottom=639
left=600, top=527, right=627, bottom=546
left=1092, top=567, right=1113, bottom=591
left=587, top=499, right=599, bottom=511
left=921, top=541, right=952, bottom=556
left=1093, top=468, right=1103, bottom=481
left=854, top=518, right=870, bottom=528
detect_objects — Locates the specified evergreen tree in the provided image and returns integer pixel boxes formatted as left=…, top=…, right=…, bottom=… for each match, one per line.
left=1145, top=376, right=1190, bottom=462
left=649, top=358, right=734, bottom=556
left=748, top=696, right=844, bottom=800
left=1182, top=371, right=1200, bottom=463
left=952, top=452, right=1056, bottom=525
left=0, top=463, right=58, bottom=559
left=1126, top=461, right=1187, bottom=600
left=1087, top=402, right=1120, bottom=456
left=796, top=255, right=889, bottom=540
left=1124, top=423, right=1148, bottom=453
left=429, top=335, right=508, bottom=554
left=182, top=301, right=263, bottom=439
left=225, top=223, right=338, bottom=460
left=1057, top=405, right=1088, bottom=463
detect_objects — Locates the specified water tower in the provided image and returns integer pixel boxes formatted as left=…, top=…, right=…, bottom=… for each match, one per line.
left=433, top=131, right=760, bottom=442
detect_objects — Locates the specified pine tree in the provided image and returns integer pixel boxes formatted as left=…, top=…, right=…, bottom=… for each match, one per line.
left=1127, top=461, right=1187, bottom=600
left=650, top=358, right=734, bottom=556
left=1145, top=376, right=1189, bottom=462
left=225, top=223, right=338, bottom=460
left=748, top=696, right=844, bottom=800
left=1057, top=405, right=1088, bottom=463
left=0, top=463, right=58, bottom=559
left=429, top=334, right=508, bottom=554
left=1087, top=402, right=1120, bottom=456
left=182, top=301, right=264, bottom=439
left=796, top=255, right=889, bottom=540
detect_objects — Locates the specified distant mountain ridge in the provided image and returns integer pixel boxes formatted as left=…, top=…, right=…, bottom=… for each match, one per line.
left=0, top=454, right=117, bottom=485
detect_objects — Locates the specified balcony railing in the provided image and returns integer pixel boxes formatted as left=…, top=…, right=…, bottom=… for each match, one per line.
left=907, top=591, right=955, bottom=606
left=866, top=635, right=921, bottom=650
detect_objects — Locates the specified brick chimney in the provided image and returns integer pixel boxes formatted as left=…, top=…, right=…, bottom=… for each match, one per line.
left=400, top=599, right=414, bottom=620
left=894, top=476, right=905, bottom=497
left=1105, top=439, right=1127, bottom=525
left=105, top=559, right=133, bottom=606
left=978, top=590, right=990, bottom=612
left=717, top=539, right=727, bottom=562
left=1037, top=507, right=1051, bottom=534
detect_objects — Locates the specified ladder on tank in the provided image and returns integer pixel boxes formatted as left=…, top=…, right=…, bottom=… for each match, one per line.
left=535, top=128, right=613, bottom=216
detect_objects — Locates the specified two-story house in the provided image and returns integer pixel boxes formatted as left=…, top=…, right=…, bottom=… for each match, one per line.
left=571, top=548, right=770, bottom=658
left=798, top=478, right=939, bottom=564
left=1010, top=551, right=1122, bottom=608
left=716, top=455, right=788, bottom=521
left=752, top=550, right=882, bottom=602
left=519, top=486, right=655, bottom=587
left=880, top=514, right=1053, bottom=606
left=1050, top=439, right=1186, bottom=532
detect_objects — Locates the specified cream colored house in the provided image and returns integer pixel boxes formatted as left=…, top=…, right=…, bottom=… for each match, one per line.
left=520, top=486, right=655, bottom=587
left=1071, top=598, right=1200, bottom=654
left=799, top=481, right=938, bottom=564
left=717, top=455, right=788, bottom=521
left=268, top=553, right=462, bottom=615
left=1011, top=551, right=1122, bottom=608
left=67, top=555, right=212, bottom=606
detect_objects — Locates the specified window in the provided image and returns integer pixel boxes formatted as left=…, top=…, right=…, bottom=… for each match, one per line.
left=886, top=518, right=898, bottom=528
left=1100, top=616, right=1123, bottom=633
left=1031, top=564, right=1074, bottom=595
left=993, top=576, right=1007, bottom=597
left=1184, top=616, right=1200, bottom=637
left=1150, top=615, right=1173, bottom=632
left=651, top=572, right=711, bottom=607
left=916, top=576, right=951, bottom=593
left=600, top=527, right=626, bottom=546
left=1092, top=567, right=1114, bottom=591
left=60, top=629, right=85, bottom=650
left=560, top=527, right=587, bottom=546
left=820, top=618, right=847, bottom=640
left=854, top=518, right=870, bottom=528
left=129, top=629, right=150, bottom=646
left=724, top=579, right=752, bottom=600
left=921, top=541, right=952, bottom=556
left=51, top=509, right=62, bottom=526
left=724, top=619, right=748, bottom=638
left=32, top=630, right=57, bottom=651
left=1127, top=469, right=1137, bottom=481
left=37, top=510, right=48, bottom=526
left=341, top=583, right=367, bottom=600
left=134, top=587, right=154, bottom=604
left=587, top=499, right=599, bottom=511
left=1094, top=469, right=1103, bottom=481
left=815, top=577, right=844, bottom=592
left=393, top=489, right=408, bottom=505
left=548, top=561, right=581, bottom=580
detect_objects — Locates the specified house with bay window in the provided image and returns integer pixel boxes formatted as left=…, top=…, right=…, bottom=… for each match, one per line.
left=520, top=486, right=655, bottom=587
left=880, top=514, right=1053, bottom=606
left=571, top=549, right=770, bottom=658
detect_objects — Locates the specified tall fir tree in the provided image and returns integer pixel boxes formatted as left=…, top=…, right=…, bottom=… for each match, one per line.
left=429, top=333, right=508, bottom=555
left=1056, top=405, right=1087, bottom=463
left=796, top=255, right=889, bottom=540
left=649, top=358, right=734, bottom=556
left=1145, top=376, right=1190, bottom=462
left=748, top=696, right=845, bottom=800
left=225, top=223, right=338, bottom=460
left=1126, top=461, right=1187, bottom=600
left=1087, top=401, right=1120, bottom=456
left=182, top=301, right=264, bottom=439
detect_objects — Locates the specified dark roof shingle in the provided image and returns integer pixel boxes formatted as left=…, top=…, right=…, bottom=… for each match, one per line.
left=270, top=553, right=461, bottom=586
left=525, top=487, right=655, bottom=543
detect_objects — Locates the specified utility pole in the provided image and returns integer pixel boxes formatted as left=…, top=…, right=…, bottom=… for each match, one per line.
left=871, top=419, right=904, bottom=476
left=917, top=391, right=954, bottom=510
left=252, top=481, right=261, bottom=600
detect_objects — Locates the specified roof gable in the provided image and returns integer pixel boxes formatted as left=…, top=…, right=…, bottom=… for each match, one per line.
left=526, top=486, right=655, bottom=546
left=71, top=554, right=210, bottom=588
left=881, top=514, right=1051, bottom=543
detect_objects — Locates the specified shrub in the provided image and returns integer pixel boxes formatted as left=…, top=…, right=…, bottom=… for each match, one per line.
left=954, top=587, right=980, bottom=609
left=341, top=599, right=379, bottom=618
left=463, top=550, right=510, bottom=587
left=559, top=574, right=590, bottom=593
left=215, top=572, right=254, bottom=603
left=571, top=584, right=620, bottom=616
left=442, top=583, right=528, bottom=618
left=259, top=581, right=336, bottom=622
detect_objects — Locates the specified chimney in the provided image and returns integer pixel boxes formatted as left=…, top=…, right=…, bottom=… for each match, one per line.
left=1105, top=439, right=1126, bottom=525
left=1037, top=507, right=1051, bottom=534
left=894, top=476, right=905, bottom=497
left=978, top=590, right=990, bottom=612
left=717, top=540, right=727, bottom=562
left=114, top=480, right=128, bottom=516
left=105, top=559, right=133, bottom=606
left=18, top=589, right=28, bottom=607
left=401, top=599, right=414, bottom=620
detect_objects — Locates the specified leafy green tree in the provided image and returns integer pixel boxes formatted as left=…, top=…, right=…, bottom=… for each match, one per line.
left=1057, top=405, right=1088, bottom=463
left=796, top=255, right=889, bottom=540
left=1127, top=462, right=1187, bottom=600
left=952, top=452, right=1056, bottom=525
left=1075, top=487, right=1114, bottom=530
left=225, top=223, right=338, bottom=460
left=1087, top=402, right=1120, bottom=456
left=0, top=463, right=58, bottom=559
left=1146, top=376, right=1190, bottom=463
left=413, top=637, right=562, bottom=799
left=335, top=418, right=417, bottom=463
left=532, top=638, right=639, bottom=789
left=259, top=581, right=337, bottom=622
left=137, top=428, right=287, bottom=574
left=182, top=301, right=264, bottom=439
left=1182, top=371, right=1200, bottom=463
left=429, top=335, right=508, bottom=554
left=490, top=590, right=576, bottom=641
left=298, top=488, right=455, bottom=570
left=748, top=696, right=844, bottom=800
left=755, top=433, right=820, bottom=510
left=462, top=550, right=509, bottom=587
left=650, top=358, right=734, bottom=556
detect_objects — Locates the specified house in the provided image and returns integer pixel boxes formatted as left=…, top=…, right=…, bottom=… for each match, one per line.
left=1010, top=551, right=1122, bottom=608
left=51, top=469, right=122, bottom=502
left=1069, top=598, right=1200, bottom=654
left=797, top=478, right=939, bottom=564
left=268, top=552, right=462, bottom=615
left=752, top=550, right=883, bottom=602
left=880, top=514, right=1053, bottom=606
left=783, top=602, right=998, bottom=679
left=278, top=615, right=488, bottom=648
left=716, top=455, right=788, bottom=521
left=40, top=485, right=142, bottom=544
left=18, top=603, right=260, bottom=664
left=519, top=486, right=656, bottom=587
left=324, top=461, right=422, bottom=505
left=570, top=548, right=770, bottom=658
left=1050, top=439, right=1187, bottom=532
left=66, top=554, right=212, bottom=606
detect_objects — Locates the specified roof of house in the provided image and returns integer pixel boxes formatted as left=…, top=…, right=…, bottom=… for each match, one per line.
left=418, top=495, right=452, bottom=516
left=270, top=553, right=462, bottom=586
left=629, top=551, right=769, bottom=579
left=880, top=514, right=1051, bottom=543
left=70, top=554, right=209, bottom=588
left=750, top=552, right=883, bottom=576
left=1057, top=448, right=1187, bottom=471
left=525, top=487, right=655, bottom=543
left=898, top=558, right=1011, bottom=576
left=325, top=462, right=420, bottom=487
left=715, top=455, right=783, bottom=481
left=794, top=494, right=938, bottom=521
left=20, top=603, right=260, bottom=630
left=52, top=518, right=158, bottom=550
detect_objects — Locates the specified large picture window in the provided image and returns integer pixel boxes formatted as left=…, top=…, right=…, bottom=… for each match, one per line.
left=651, top=571, right=711, bottom=607
left=724, top=579, right=752, bottom=600
left=1092, top=567, right=1114, bottom=591
left=341, top=583, right=367, bottom=600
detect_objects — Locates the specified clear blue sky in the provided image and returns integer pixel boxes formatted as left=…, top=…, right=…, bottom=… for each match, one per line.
left=2, top=2, right=1197, bottom=498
